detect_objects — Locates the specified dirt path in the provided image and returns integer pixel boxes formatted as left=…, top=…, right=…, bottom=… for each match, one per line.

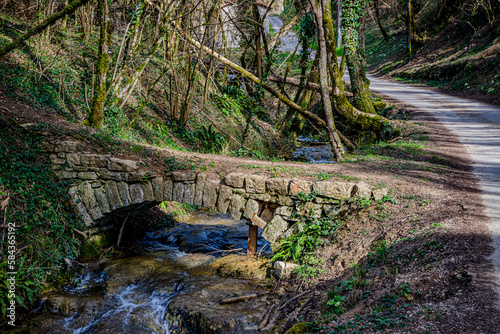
left=368, top=74, right=500, bottom=304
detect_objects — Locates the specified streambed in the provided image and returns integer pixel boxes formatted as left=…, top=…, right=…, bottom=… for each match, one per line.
left=16, top=213, right=276, bottom=334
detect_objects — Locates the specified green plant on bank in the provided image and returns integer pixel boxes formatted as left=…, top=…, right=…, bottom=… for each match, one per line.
left=296, top=191, right=317, bottom=202
left=271, top=217, right=344, bottom=279
left=158, top=201, right=196, bottom=219
left=370, top=240, right=389, bottom=262
left=192, top=125, right=226, bottom=154
left=357, top=197, right=372, bottom=208
left=165, top=156, right=192, bottom=171
left=0, top=118, right=82, bottom=318
left=326, top=290, right=346, bottom=315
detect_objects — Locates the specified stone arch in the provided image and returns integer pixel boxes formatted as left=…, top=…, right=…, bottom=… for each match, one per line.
left=43, top=140, right=383, bottom=251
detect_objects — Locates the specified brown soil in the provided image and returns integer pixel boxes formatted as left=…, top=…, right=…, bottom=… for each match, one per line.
left=1, top=90, right=499, bottom=332
left=267, top=99, right=500, bottom=333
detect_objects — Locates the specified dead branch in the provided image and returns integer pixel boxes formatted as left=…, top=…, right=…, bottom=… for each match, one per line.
left=219, top=292, right=265, bottom=304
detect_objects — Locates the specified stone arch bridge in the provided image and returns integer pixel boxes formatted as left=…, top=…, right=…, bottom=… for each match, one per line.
left=43, top=140, right=385, bottom=254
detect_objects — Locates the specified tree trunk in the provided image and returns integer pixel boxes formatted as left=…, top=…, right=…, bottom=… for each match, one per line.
left=0, top=0, right=91, bottom=58
left=374, top=0, right=389, bottom=39
left=311, top=0, right=344, bottom=161
left=406, top=0, right=412, bottom=56
left=322, top=0, right=396, bottom=137
left=89, top=0, right=111, bottom=129
left=345, top=12, right=376, bottom=114
left=337, top=0, right=342, bottom=47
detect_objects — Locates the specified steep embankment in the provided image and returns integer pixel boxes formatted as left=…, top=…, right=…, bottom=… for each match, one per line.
left=366, top=1, right=500, bottom=106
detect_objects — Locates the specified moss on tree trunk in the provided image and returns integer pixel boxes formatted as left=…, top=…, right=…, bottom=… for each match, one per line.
left=312, top=0, right=344, bottom=161
left=89, top=0, right=112, bottom=129
left=322, top=0, right=396, bottom=138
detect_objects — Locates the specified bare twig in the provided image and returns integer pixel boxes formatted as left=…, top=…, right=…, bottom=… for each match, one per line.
left=258, top=304, right=276, bottom=330
left=219, top=292, right=265, bottom=304
left=116, top=212, right=130, bottom=247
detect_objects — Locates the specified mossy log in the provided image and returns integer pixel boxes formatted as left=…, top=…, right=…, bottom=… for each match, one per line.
left=0, top=0, right=91, bottom=58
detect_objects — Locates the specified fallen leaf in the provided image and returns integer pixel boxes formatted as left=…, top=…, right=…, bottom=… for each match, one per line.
left=1, top=196, right=10, bottom=211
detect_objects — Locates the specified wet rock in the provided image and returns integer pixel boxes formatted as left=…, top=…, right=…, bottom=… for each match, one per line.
left=167, top=277, right=268, bottom=334
left=293, top=145, right=333, bottom=163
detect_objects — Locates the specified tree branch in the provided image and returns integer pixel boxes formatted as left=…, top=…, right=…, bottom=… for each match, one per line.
left=0, top=0, right=91, bottom=58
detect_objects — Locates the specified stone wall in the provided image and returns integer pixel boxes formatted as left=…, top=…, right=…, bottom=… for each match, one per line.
left=42, top=140, right=386, bottom=245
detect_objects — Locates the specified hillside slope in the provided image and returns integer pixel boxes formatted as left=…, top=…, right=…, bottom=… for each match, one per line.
left=366, top=0, right=500, bottom=106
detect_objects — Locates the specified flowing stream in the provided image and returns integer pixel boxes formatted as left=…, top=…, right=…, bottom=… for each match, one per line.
left=17, top=213, right=274, bottom=334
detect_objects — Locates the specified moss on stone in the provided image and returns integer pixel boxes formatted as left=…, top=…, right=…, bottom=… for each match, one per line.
left=79, top=232, right=115, bottom=259
left=285, top=322, right=308, bottom=333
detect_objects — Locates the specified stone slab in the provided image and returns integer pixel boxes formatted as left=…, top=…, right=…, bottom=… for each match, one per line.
left=262, top=215, right=289, bottom=243
left=203, top=180, right=220, bottom=210
left=313, top=181, right=354, bottom=199
left=229, top=194, right=246, bottom=221
left=217, top=185, right=233, bottom=214
left=184, top=183, right=195, bottom=205
left=173, top=182, right=185, bottom=202
left=163, top=179, right=173, bottom=201
left=172, top=171, right=197, bottom=181
left=224, top=173, right=246, bottom=188
left=243, top=199, right=260, bottom=219
left=194, top=173, right=206, bottom=206
left=289, top=179, right=313, bottom=196
left=266, top=178, right=290, bottom=195
left=245, top=175, right=266, bottom=194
